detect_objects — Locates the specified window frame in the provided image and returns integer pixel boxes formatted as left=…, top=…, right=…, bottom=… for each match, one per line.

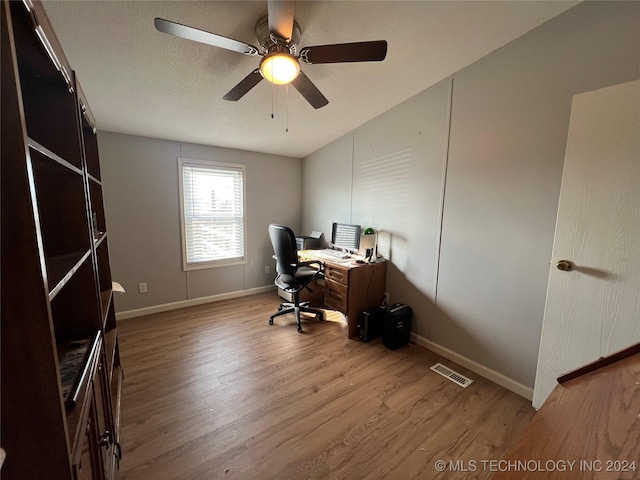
left=178, top=157, right=247, bottom=271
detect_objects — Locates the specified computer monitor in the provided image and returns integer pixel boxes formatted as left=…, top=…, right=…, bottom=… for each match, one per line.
left=331, top=223, right=361, bottom=251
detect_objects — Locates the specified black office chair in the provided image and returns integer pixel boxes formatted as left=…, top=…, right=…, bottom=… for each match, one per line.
left=268, top=224, right=325, bottom=333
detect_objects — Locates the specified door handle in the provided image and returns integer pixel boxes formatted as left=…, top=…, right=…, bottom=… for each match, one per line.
left=556, top=260, right=574, bottom=271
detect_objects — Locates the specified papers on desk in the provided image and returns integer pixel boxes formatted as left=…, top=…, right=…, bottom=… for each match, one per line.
left=305, top=249, right=351, bottom=261
left=300, top=249, right=384, bottom=266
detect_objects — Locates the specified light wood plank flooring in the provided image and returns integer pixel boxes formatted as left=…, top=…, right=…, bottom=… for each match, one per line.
left=117, top=292, right=534, bottom=480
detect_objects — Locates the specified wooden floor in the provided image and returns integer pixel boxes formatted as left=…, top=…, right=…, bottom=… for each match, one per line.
left=117, top=292, right=535, bottom=480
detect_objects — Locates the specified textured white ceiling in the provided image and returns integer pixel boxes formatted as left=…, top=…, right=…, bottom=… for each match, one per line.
left=42, top=1, right=578, bottom=158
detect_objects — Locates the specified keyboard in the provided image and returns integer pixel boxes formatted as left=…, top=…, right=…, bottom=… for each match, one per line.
left=313, top=248, right=351, bottom=260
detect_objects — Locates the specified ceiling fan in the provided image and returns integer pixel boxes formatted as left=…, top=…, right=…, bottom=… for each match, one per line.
left=154, top=1, right=387, bottom=109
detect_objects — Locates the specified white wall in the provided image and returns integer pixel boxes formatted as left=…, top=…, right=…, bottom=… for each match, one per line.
left=301, top=1, right=640, bottom=392
left=301, top=134, right=354, bottom=243
left=98, top=132, right=302, bottom=313
left=351, top=80, right=451, bottom=341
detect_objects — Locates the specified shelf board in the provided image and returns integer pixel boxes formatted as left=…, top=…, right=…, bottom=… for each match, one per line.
left=94, top=231, right=107, bottom=248
left=28, top=138, right=83, bottom=176
left=47, top=250, right=91, bottom=300
left=88, top=173, right=102, bottom=186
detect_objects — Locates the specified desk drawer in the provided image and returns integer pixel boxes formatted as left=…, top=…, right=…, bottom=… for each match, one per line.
left=324, top=279, right=348, bottom=313
left=324, top=263, right=349, bottom=284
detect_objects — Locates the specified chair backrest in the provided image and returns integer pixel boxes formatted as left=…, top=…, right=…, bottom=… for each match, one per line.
left=268, top=224, right=298, bottom=281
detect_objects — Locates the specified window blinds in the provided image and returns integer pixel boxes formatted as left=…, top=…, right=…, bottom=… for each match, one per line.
left=181, top=161, right=245, bottom=266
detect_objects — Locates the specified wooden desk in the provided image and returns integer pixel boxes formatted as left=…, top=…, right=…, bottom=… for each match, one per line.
left=299, top=251, right=387, bottom=339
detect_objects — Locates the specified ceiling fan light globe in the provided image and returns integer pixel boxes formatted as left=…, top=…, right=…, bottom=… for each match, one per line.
left=260, top=53, right=300, bottom=85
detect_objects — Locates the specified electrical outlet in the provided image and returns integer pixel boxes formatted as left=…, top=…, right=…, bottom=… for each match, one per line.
left=265, top=265, right=270, bottom=274
left=138, top=282, right=148, bottom=293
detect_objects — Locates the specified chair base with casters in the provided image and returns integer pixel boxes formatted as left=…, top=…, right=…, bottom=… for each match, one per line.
left=269, top=293, right=325, bottom=333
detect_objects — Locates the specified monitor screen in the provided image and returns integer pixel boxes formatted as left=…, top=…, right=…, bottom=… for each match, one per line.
left=331, top=223, right=361, bottom=251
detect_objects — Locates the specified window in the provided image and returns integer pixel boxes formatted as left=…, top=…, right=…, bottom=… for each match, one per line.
left=179, top=158, right=246, bottom=270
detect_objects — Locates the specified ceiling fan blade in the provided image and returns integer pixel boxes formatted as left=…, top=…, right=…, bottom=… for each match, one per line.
left=267, top=0, right=295, bottom=41
left=299, top=40, right=387, bottom=64
left=291, top=72, right=329, bottom=109
left=223, top=69, right=264, bottom=101
left=154, top=18, right=259, bottom=56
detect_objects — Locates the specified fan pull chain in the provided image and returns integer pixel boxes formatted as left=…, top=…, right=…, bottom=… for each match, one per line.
left=271, top=80, right=274, bottom=119
left=285, top=83, right=289, bottom=133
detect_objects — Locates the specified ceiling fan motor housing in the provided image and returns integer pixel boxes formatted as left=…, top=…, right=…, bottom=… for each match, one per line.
left=255, top=15, right=301, bottom=54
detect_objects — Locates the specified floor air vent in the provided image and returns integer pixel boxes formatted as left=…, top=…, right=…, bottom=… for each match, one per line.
left=430, top=363, right=473, bottom=388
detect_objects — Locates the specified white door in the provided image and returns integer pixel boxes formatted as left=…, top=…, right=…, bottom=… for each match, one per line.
left=532, top=79, right=640, bottom=409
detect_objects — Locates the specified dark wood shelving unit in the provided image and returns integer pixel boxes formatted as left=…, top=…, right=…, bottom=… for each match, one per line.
left=1, top=1, right=122, bottom=479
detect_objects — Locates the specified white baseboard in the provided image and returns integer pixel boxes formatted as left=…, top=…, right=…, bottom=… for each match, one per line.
left=410, top=332, right=533, bottom=401
left=116, top=285, right=277, bottom=321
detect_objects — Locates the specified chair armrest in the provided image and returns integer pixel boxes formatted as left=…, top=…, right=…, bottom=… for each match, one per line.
left=297, top=260, right=322, bottom=270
